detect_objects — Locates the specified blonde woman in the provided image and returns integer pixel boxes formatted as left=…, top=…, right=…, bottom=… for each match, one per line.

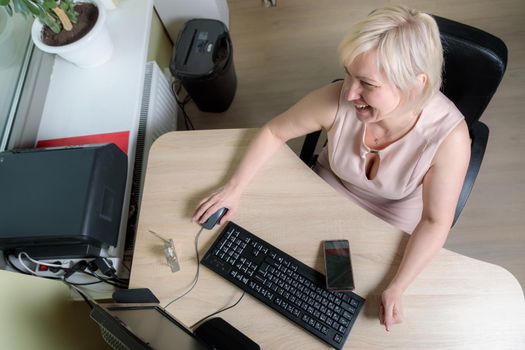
left=193, top=5, right=470, bottom=331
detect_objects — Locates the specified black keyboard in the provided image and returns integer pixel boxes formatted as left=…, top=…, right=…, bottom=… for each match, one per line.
left=201, top=222, right=365, bottom=349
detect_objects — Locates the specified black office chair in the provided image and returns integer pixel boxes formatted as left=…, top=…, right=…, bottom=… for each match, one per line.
left=299, top=15, right=508, bottom=227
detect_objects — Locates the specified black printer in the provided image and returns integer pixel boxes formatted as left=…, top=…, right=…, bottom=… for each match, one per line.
left=0, top=143, right=127, bottom=259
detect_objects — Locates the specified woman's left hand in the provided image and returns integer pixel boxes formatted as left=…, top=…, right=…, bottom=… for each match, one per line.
left=379, top=286, right=404, bottom=331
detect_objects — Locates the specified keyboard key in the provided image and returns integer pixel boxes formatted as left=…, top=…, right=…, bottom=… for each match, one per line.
left=339, top=317, right=349, bottom=327
left=343, top=311, right=353, bottom=320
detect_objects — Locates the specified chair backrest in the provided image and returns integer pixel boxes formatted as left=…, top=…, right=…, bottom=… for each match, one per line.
left=433, top=15, right=508, bottom=127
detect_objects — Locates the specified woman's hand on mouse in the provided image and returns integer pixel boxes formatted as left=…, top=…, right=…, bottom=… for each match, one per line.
left=192, top=183, right=241, bottom=225
left=378, top=285, right=404, bottom=331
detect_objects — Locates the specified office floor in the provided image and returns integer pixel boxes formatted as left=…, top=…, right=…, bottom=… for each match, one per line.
left=181, top=0, right=525, bottom=291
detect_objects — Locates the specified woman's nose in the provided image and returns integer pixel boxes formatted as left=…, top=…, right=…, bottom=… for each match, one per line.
left=345, top=80, right=361, bottom=101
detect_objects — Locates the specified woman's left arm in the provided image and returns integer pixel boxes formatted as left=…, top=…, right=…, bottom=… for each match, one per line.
left=379, top=121, right=471, bottom=331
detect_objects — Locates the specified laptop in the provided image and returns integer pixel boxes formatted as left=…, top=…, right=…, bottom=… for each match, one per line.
left=90, top=303, right=210, bottom=350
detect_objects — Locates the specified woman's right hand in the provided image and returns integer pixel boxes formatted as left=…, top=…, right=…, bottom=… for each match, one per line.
left=191, top=183, right=241, bottom=226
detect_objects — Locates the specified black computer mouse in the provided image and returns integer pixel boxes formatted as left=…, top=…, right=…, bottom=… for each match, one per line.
left=201, top=207, right=229, bottom=230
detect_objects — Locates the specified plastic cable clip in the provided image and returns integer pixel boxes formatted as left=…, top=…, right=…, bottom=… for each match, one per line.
left=149, top=230, right=181, bottom=273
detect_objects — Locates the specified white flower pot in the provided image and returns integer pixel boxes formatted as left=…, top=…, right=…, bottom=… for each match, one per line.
left=31, top=0, right=113, bottom=68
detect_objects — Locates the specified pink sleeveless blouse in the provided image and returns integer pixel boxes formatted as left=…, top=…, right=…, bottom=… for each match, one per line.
left=315, top=89, right=464, bottom=233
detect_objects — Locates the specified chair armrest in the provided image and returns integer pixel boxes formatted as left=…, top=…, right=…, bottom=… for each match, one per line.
left=299, top=130, right=322, bottom=167
left=452, top=121, right=489, bottom=226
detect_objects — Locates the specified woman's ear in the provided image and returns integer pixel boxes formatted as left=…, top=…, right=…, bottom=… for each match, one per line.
left=417, top=73, right=428, bottom=91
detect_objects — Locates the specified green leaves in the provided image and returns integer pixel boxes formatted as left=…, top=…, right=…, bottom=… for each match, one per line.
left=0, top=0, right=79, bottom=33
left=42, top=0, right=55, bottom=8
left=19, top=0, right=43, bottom=17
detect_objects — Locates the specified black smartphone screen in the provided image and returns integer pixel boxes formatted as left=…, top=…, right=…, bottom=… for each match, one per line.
left=323, top=239, right=354, bottom=291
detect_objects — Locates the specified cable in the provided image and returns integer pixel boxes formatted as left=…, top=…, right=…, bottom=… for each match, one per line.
left=190, top=291, right=246, bottom=330
left=5, top=254, right=40, bottom=275
left=121, top=262, right=131, bottom=272
left=171, top=80, right=195, bottom=130
left=77, top=270, right=128, bottom=288
left=17, top=252, right=38, bottom=275
left=66, top=280, right=105, bottom=286
left=66, top=282, right=95, bottom=310
left=4, top=254, right=105, bottom=287
left=13, top=252, right=127, bottom=288
left=5, top=252, right=95, bottom=309
left=164, top=227, right=205, bottom=309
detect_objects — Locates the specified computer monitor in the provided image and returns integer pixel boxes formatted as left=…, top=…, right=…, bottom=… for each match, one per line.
left=90, top=303, right=211, bottom=350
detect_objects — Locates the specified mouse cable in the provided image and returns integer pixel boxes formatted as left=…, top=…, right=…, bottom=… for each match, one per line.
left=190, top=291, right=246, bottom=330
left=164, top=226, right=205, bottom=309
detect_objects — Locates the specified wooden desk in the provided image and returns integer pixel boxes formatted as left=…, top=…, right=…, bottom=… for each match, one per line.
left=129, top=129, right=525, bottom=349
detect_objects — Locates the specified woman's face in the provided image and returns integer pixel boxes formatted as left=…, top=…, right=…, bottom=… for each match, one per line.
left=343, top=50, right=404, bottom=124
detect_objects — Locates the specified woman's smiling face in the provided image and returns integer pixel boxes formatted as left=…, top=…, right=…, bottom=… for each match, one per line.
left=342, top=50, right=404, bottom=124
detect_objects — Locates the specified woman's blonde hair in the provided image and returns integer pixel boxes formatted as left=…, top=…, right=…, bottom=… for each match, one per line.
left=339, top=5, right=443, bottom=110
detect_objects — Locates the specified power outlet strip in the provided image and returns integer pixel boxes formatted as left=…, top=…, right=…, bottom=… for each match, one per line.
left=3, top=255, right=129, bottom=300
left=5, top=256, right=126, bottom=283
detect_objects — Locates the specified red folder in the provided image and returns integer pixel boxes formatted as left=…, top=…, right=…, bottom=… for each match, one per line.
left=37, top=131, right=130, bottom=155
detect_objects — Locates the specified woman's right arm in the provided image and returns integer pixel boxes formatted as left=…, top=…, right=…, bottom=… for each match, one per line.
left=192, top=81, right=342, bottom=225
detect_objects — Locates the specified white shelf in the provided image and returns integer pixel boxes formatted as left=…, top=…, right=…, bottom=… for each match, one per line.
left=37, top=0, right=154, bottom=150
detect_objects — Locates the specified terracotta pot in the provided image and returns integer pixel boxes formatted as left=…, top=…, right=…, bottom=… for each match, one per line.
left=31, top=0, right=113, bottom=68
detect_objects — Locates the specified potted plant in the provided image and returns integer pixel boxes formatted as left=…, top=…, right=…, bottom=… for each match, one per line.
left=1, top=0, right=113, bottom=67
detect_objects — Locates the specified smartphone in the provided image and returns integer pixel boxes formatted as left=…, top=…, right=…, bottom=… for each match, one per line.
left=322, top=239, right=355, bottom=291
